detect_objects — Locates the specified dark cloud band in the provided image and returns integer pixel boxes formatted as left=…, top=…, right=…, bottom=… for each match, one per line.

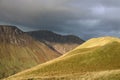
left=0, top=0, right=120, bottom=39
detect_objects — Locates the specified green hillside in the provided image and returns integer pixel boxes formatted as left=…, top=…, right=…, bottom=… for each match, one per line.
left=5, top=36, right=120, bottom=80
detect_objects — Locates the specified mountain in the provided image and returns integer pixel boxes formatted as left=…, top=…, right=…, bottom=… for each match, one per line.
left=0, top=25, right=60, bottom=79
left=6, top=36, right=120, bottom=80
left=27, top=30, right=84, bottom=54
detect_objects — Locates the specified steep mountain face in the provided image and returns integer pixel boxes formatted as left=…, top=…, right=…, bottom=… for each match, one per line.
left=7, top=36, right=120, bottom=80
left=0, top=25, right=32, bottom=45
left=27, top=30, right=84, bottom=54
left=0, top=25, right=60, bottom=79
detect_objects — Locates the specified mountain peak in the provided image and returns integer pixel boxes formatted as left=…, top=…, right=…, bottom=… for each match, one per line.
left=0, top=25, right=19, bottom=29
left=0, top=25, right=60, bottom=79
left=0, top=25, right=30, bottom=45
left=76, top=36, right=120, bottom=49
left=0, top=25, right=23, bottom=33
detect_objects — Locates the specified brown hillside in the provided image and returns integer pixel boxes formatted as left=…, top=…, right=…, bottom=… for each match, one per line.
left=0, top=25, right=60, bottom=79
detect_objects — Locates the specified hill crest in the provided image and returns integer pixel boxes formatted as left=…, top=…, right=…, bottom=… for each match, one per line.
left=75, top=36, right=120, bottom=49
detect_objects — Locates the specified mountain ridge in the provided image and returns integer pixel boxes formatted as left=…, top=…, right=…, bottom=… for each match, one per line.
left=27, top=30, right=84, bottom=54
left=27, top=30, right=84, bottom=43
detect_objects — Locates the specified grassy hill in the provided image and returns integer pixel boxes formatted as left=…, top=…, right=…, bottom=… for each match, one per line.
left=0, top=25, right=60, bottom=79
left=5, top=36, right=120, bottom=80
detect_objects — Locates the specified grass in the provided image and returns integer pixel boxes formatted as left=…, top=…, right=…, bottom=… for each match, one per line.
left=5, top=70, right=120, bottom=80
left=5, top=36, right=120, bottom=80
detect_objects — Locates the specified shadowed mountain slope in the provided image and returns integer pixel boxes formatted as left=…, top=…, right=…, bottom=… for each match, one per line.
left=6, top=36, right=120, bottom=80
left=0, top=25, right=60, bottom=79
left=27, top=30, right=84, bottom=54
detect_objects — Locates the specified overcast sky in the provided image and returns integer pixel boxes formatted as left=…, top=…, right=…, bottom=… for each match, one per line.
left=0, top=0, right=120, bottom=39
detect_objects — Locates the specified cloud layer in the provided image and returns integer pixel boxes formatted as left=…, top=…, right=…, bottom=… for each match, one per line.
left=0, top=0, right=120, bottom=39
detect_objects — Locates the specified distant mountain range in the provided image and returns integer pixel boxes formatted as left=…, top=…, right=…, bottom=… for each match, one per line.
left=0, top=25, right=84, bottom=79
left=6, top=36, right=120, bottom=80
left=27, top=30, right=84, bottom=54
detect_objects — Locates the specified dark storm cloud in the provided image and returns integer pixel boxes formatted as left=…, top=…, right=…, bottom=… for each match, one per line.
left=0, top=0, right=120, bottom=39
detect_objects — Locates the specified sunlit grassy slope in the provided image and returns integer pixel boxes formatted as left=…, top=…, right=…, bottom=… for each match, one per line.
left=5, top=36, right=120, bottom=80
